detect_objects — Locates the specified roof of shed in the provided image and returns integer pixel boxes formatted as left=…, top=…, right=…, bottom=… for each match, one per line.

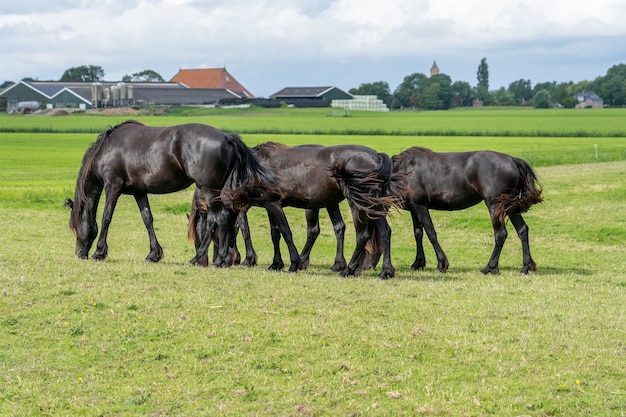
left=170, top=68, right=254, bottom=98
left=270, top=86, right=336, bottom=98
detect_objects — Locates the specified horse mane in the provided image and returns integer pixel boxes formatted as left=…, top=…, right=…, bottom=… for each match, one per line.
left=69, top=120, right=145, bottom=232
left=392, top=146, right=435, bottom=165
left=253, top=141, right=291, bottom=152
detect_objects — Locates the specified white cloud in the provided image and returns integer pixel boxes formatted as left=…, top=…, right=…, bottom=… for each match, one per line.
left=1, top=0, right=625, bottom=95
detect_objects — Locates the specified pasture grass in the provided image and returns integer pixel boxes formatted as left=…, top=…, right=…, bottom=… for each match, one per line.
left=1, top=112, right=625, bottom=415
left=3, top=107, right=626, bottom=138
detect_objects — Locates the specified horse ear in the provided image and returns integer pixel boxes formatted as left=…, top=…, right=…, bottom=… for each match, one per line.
left=64, top=198, right=74, bottom=210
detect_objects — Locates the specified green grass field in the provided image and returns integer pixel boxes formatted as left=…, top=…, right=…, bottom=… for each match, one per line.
left=1, top=108, right=625, bottom=416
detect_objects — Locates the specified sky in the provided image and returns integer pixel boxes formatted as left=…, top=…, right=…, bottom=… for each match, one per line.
left=2, top=0, right=626, bottom=98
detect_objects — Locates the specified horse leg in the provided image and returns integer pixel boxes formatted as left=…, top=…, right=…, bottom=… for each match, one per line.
left=327, top=204, right=347, bottom=272
left=190, top=196, right=219, bottom=267
left=267, top=210, right=285, bottom=271
left=341, top=207, right=371, bottom=277
left=134, top=193, right=164, bottom=262
left=509, top=213, right=537, bottom=275
left=228, top=212, right=242, bottom=266
left=92, top=186, right=121, bottom=261
left=299, top=209, right=320, bottom=270
left=416, top=206, right=449, bottom=272
left=409, top=209, right=426, bottom=270
left=373, top=217, right=395, bottom=280
left=237, top=210, right=257, bottom=267
left=480, top=206, right=508, bottom=275
left=213, top=204, right=238, bottom=267
left=265, top=203, right=301, bottom=272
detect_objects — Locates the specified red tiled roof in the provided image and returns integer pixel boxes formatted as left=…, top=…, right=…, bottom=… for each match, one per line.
left=170, top=68, right=254, bottom=98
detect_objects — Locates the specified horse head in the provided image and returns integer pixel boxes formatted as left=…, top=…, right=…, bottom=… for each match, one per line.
left=64, top=197, right=98, bottom=259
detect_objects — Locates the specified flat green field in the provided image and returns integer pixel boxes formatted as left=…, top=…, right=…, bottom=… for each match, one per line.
left=0, top=108, right=625, bottom=416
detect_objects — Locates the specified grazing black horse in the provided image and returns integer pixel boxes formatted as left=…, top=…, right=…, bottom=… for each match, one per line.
left=386, top=147, right=543, bottom=275
left=191, top=142, right=399, bottom=279
left=64, top=120, right=272, bottom=266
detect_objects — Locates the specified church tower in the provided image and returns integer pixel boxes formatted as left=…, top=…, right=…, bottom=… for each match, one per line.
left=430, top=61, right=440, bottom=76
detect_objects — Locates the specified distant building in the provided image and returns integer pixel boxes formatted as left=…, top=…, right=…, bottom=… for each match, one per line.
left=170, top=67, right=254, bottom=98
left=574, top=91, right=603, bottom=109
left=0, top=80, right=243, bottom=112
left=430, top=61, right=440, bottom=76
left=270, top=86, right=352, bottom=107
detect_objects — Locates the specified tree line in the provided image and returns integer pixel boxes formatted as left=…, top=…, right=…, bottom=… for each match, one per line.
left=21, top=65, right=166, bottom=84
left=15, top=60, right=626, bottom=109
left=350, top=58, right=626, bottom=109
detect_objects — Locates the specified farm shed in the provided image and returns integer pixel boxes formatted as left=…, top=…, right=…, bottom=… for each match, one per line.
left=0, top=81, right=243, bottom=112
left=170, top=67, right=254, bottom=98
left=270, top=86, right=353, bottom=107
left=0, top=81, right=62, bottom=113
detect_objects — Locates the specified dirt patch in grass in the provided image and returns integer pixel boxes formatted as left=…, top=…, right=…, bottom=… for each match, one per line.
left=98, top=107, right=142, bottom=116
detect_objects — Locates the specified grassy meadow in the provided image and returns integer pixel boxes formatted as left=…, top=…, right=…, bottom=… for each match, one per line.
left=0, top=108, right=625, bottom=416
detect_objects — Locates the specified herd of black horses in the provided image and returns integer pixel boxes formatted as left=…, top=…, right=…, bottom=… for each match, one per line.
left=64, top=120, right=543, bottom=279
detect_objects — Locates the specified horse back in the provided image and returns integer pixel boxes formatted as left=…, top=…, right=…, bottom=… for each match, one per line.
left=394, top=148, right=520, bottom=210
left=254, top=144, right=344, bottom=208
left=92, top=122, right=234, bottom=193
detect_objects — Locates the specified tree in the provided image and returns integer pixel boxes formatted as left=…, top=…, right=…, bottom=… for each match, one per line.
left=417, top=74, right=452, bottom=110
left=493, top=87, right=516, bottom=106
left=533, top=89, right=551, bottom=108
left=122, top=69, right=166, bottom=83
left=508, top=79, right=532, bottom=105
left=451, top=81, right=474, bottom=107
left=475, top=85, right=493, bottom=105
left=349, top=81, right=391, bottom=105
left=59, top=65, right=105, bottom=82
left=391, top=73, right=427, bottom=109
left=552, top=82, right=577, bottom=108
left=477, top=57, right=489, bottom=91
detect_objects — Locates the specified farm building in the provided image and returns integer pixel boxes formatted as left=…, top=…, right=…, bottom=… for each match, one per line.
left=0, top=80, right=245, bottom=112
left=574, top=91, right=604, bottom=109
left=270, top=86, right=352, bottom=107
left=170, top=67, right=254, bottom=98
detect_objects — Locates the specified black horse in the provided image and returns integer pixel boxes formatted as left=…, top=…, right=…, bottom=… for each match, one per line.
left=387, top=147, right=543, bottom=274
left=191, top=142, right=399, bottom=279
left=64, top=120, right=272, bottom=266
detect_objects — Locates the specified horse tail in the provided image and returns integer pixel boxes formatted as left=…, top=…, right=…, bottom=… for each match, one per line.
left=494, top=157, right=543, bottom=223
left=221, top=134, right=277, bottom=210
left=227, top=133, right=275, bottom=187
left=362, top=221, right=382, bottom=270
left=332, top=152, right=397, bottom=219
left=187, top=188, right=207, bottom=243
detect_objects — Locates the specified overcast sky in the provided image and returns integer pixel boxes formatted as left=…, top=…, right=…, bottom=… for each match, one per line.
left=2, top=0, right=625, bottom=97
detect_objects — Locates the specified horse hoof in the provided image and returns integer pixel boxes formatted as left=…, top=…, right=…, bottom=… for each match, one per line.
left=410, top=262, right=426, bottom=271
left=331, top=262, right=346, bottom=272
left=146, top=253, right=162, bottom=263
left=480, top=266, right=500, bottom=275
left=379, top=268, right=395, bottom=280
left=191, top=257, right=208, bottom=267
